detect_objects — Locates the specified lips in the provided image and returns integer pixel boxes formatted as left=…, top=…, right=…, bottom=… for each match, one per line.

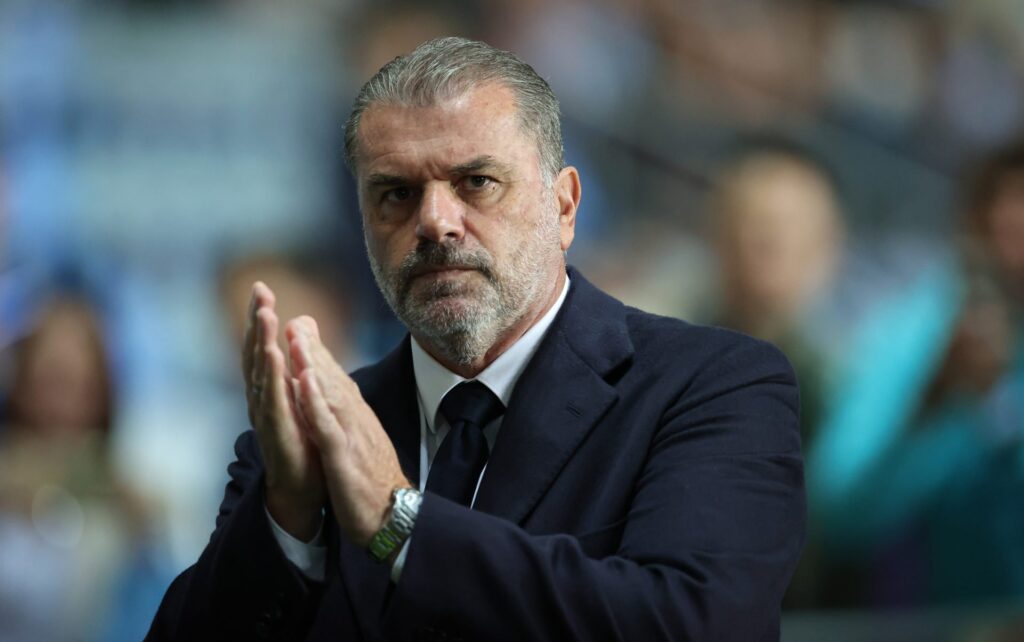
left=409, top=265, right=476, bottom=280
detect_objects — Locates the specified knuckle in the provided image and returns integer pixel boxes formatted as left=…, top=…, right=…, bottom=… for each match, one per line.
left=326, top=399, right=343, bottom=417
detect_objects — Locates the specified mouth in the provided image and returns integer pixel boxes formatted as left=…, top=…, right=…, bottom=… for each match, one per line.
left=409, top=265, right=478, bottom=280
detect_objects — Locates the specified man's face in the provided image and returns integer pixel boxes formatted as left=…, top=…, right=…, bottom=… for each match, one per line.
left=354, top=82, right=576, bottom=365
left=986, top=176, right=1024, bottom=300
left=716, top=157, right=840, bottom=316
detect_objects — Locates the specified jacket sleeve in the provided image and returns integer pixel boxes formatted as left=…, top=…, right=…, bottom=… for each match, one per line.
left=382, top=339, right=806, bottom=642
left=145, top=431, right=327, bottom=642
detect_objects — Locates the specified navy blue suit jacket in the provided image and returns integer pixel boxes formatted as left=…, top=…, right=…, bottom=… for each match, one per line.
left=148, top=268, right=805, bottom=641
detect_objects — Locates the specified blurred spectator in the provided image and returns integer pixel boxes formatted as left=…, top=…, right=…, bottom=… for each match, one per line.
left=706, top=140, right=846, bottom=608
left=35, top=1, right=349, bottom=572
left=219, top=251, right=363, bottom=371
left=935, top=0, right=1024, bottom=152
left=345, top=0, right=476, bottom=81
left=0, top=296, right=157, bottom=641
left=822, top=3, right=937, bottom=139
left=709, top=141, right=844, bottom=360
left=486, top=0, right=654, bottom=125
left=809, top=139, right=1024, bottom=606
left=643, top=0, right=827, bottom=125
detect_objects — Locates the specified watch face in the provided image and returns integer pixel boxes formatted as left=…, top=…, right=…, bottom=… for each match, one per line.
left=396, top=488, right=420, bottom=506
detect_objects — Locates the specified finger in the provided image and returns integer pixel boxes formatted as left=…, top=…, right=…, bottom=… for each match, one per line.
left=252, top=281, right=277, bottom=310
left=298, top=368, right=345, bottom=451
left=261, top=341, right=292, bottom=432
left=249, top=283, right=277, bottom=383
left=307, top=337, right=365, bottom=429
left=262, top=309, right=283, bottom=388
left=261, top=306, right=280, bottom=351
left=241, top=287, right=259, bottom=382
left=299, top=319, right=349, bottom=385
left=286, top=313, right=317, bottom=337
left=288, top=377, right=310, bottom=431
left=245, top=313, right=266, bottom=426
left=289, top=335, right=313, bottom=378
left=297, top=317, right=330, bottom=365
left=286, top=317, right=359, bottom=421
left=288, top=315, right=322, bottom=353
left=293, top=332, right=350, bottom=415
left=251, top=308, right=267, bottom=393
left=306, top=316, right=321, bottom=341
left=286, top=318, right=314, bottom=374
left=252, top=307, right=280, bottom=400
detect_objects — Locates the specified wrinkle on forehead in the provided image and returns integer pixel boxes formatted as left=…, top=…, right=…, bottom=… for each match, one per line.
left=355, top=83, right=541, bottom=182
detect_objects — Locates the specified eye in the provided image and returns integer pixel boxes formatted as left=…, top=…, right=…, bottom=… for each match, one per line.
left=461, top=175, right=494, bottom=190
left=383, top=186, right=414, bottom=203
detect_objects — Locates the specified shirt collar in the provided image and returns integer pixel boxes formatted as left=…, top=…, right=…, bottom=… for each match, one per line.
left=410, top=275, right=571, bottom=433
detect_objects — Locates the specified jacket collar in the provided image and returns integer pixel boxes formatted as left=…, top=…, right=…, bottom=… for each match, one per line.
left=473, top=266, right=633, bottom=522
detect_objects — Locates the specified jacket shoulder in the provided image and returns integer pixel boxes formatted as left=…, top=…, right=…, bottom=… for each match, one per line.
left=623, top=305, right=795, bottom=382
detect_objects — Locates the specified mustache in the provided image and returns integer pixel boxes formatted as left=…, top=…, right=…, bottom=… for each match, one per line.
left=396, top=242, right=496, bottom=290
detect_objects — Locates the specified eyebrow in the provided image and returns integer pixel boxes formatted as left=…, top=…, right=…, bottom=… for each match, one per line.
left=364, top=156, right=513, bottom=189
left=449, top=155, right=512, bottom=177
left=365, top=173, right=408, bottom=189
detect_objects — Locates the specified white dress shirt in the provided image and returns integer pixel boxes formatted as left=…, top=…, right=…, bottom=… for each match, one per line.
left=268, top=276, right=570, bottom=583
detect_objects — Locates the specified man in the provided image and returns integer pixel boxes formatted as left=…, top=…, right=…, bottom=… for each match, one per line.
left=148, top=37, right=805, bottom=641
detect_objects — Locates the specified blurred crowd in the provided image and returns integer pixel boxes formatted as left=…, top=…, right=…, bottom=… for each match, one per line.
left=1, top=0, right=1022, bottom=640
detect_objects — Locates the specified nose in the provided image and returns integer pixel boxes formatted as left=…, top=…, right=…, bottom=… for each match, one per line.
left=415, top=182, right=465, bottom=244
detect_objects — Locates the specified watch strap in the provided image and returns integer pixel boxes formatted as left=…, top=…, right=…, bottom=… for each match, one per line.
left=368, top=487, right=422, bottom=563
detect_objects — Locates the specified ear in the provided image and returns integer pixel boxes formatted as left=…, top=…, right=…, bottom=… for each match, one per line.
left=554, top=166, right=582, bottom=252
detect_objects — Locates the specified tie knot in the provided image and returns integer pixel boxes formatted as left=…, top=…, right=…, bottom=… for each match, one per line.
left=439, top=381, right=505, bottom=430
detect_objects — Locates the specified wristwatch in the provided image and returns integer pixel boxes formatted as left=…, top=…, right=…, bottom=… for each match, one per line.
left=367, top=487, right=422, bottom=563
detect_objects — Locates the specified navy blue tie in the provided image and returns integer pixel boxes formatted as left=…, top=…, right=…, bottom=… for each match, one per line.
left=426, top=381, right=505, bottom=506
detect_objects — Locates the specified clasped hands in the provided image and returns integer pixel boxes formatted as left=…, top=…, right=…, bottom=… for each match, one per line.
left=243, top=282, right=410, bottom=548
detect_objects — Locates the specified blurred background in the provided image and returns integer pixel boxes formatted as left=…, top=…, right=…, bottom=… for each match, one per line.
left=1, top=0, right=1022, bottom=640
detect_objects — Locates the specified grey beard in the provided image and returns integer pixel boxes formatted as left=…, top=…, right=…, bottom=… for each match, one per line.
left=366, top=202, right=562, bottom=367
left=368, top=241, right=525, bottom=366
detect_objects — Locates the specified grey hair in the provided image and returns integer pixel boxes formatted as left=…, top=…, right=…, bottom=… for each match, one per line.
left=344, top=37, right=564, bottom=182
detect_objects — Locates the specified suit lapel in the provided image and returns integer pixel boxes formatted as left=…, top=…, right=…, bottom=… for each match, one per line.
left=353, top=336, right=421, bottom=484
left=473, top=269, right=634, bottom=524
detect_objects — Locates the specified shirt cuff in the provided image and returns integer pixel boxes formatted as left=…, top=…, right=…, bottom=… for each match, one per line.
left=390, top=537, right=411, bottom=583
left=264, top=504, right=327, bottom=582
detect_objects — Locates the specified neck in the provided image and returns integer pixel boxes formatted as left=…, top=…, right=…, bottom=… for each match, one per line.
left=415, top=267, right=566, bottom=378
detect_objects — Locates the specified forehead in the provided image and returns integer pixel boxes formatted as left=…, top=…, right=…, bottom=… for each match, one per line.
left=355, top=83, right=540, bottom=180
left=727, top=160, right=836, bottom=216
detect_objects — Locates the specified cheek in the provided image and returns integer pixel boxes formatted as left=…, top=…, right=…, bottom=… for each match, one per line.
left=990, top=206, right=1024, bottom=270
left=481, top=202, right=534, bottom=254
left=365, top=222, right=408, bottom=268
